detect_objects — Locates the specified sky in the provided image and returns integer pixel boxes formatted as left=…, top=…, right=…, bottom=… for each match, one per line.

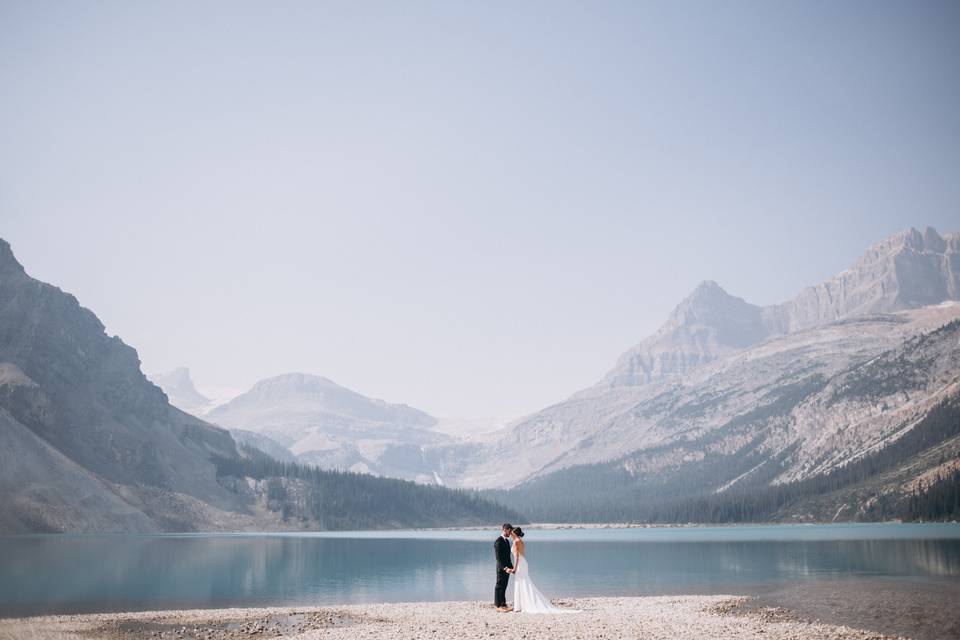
left=2, top=1, right=959, bottom=418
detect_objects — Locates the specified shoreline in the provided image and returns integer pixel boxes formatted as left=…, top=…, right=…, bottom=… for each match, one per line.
left=3, top=521, right=959, bottom=538
left=424, top=520, right=927, bottom=531
left=0, top=596, right=901, bottom=640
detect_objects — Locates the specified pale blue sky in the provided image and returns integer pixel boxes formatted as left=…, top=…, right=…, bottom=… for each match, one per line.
left=2, top=1, right=959, bottom=417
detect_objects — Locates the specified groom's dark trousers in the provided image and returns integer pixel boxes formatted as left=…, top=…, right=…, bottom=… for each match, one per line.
left=494, top=536, right=513, bottom=607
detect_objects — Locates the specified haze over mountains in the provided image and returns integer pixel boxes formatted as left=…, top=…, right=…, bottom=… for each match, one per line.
left=0, top=239, right=519, bottom=532
left=601, top=226, right=959, bottom=389
left=154, top=370, right=513, bottom=484
left=451, top=228, right=960, bottom=492
left=39, top=225, right=960, bottom=528
left=0, top=239, right=244, bottom=532
left=147, top=367, right=211, bottom=414
left=473, top=227, right=960, bottom=522
left=207, top=373, right=449, bottom=483
left=156, top=226, right=960, bottom=523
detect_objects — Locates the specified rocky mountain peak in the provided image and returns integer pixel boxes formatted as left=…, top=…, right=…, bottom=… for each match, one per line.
left=205, top=371, right=441, bottom=480
left=161, top=367, right=196, bottom=388
left=599, top=280, right=768, bottom=388
left=210, top=372, right=436, bottom=428
left=885, top=225, right=945, bottom=252
left=0, top=239, right=25, bottom=275
left=778, top=226, right=959, bottom=331
left=247, top=373, right=342, bottom=397
left=691, top=279, right=724, bottom=293
left=920, top=226, right=946, bottom=251
left=601, top=226, right=959, bottom=390
left=682, top=280, right=729, bottom=304
left=849, top=226, right=945, bottom=270
left=669, top=281, right=753, bottom=321
left=147, top=367, right=210, bottom=412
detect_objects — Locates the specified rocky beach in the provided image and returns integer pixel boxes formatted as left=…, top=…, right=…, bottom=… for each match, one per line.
left=0, top=596, right=902, bottom=640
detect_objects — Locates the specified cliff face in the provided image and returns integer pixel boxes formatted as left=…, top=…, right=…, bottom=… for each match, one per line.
left=0, top=239, right=244, bottom=532
left=771, top=227, right=960, bottom=332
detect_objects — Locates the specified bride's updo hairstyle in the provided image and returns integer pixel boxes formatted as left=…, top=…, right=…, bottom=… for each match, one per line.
left=513, top=527, right=524, bottom=538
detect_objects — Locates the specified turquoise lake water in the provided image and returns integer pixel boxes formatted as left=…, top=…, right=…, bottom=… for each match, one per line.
left=1, top=523, right=958, bottom=616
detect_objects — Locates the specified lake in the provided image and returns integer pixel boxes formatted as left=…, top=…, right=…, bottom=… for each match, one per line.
left=2, top=523, right=959, bottom=618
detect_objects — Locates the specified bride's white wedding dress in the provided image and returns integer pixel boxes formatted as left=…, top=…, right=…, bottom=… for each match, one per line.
left=511, top=542, right=578, bottom=614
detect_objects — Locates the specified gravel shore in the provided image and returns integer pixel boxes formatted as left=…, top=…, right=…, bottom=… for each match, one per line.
left=0, top=596, right=900, bottom=640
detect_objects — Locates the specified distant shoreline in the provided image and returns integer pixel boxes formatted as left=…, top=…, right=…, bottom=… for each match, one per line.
left=423, top=519, right=953, bottom=531
left=5, top=520, right=960, bottom=537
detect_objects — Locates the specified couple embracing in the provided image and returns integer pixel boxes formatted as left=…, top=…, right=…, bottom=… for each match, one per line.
left=493, top=523, right=578, bottom=614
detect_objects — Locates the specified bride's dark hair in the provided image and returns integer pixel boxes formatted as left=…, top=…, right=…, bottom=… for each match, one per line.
left=512, top=527, right=524, bottom=538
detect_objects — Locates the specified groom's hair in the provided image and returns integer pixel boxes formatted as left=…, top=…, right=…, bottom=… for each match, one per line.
left=501, top=523, right=513, bottom=532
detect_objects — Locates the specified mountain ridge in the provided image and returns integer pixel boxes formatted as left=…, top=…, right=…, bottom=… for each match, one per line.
left=205, top=372, right=445, bottom=482
left=601, top=226, right=960, bottom=391
left=491, top=316, right=960, bottom=523
left=436, top=227, right=960, bottom=495
left=29, top=223, right=958, bottom=527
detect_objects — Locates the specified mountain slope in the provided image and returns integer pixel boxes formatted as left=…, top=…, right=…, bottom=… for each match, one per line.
left=206, top=373, right=449, bottom=482
left=445, top=227, right=960, bottom=494
left=460, top=304, right=960, bottom=491
left=493, top=318, right=960, bottom=523
left=0, top=239, right=244, bottom=529
left=0, top=239, right=520, bottom=532
left=0, top=405, right=158, bottom=533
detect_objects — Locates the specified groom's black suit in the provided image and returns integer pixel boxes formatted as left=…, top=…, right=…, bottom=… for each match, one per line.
left=494, top=535, right=514, bottom=607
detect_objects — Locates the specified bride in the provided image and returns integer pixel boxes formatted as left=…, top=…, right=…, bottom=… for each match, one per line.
left=507, top=527, right=579, bottom=614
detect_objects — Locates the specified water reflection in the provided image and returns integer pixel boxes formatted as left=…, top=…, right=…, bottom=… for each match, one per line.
left=1, top=526, right=959, bottom=616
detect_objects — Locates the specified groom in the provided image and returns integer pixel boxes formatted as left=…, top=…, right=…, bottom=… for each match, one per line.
left=494, top=523, right=514, bottom=612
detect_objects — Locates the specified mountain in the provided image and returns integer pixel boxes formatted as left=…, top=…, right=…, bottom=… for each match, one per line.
left=773, top=226, right=960, bottom=331
left=0, top=240, right=243, bottom=532
left=444, top=228, right=960, bottom=510
left=601, top=226, right=959, bottom=390
left=148, top=367, right=211, bottom=413
left=146, top=370, right=298, bottom=464
left=492, top=314, right=960, bottom=523
left=601, top=281, right=772, bottom=388
left=0, top=239, right=520, bottom=532
left=206, top=374, right=450, bottom=483
left=457, top=304, right=960, bottom=491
